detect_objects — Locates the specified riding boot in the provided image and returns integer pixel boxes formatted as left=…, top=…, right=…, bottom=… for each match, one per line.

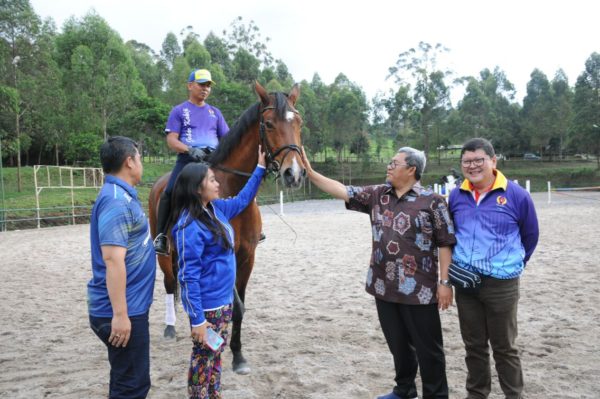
left=153, top=192, right=171, bottom=255
left=259, top=231, right=266, bottom=243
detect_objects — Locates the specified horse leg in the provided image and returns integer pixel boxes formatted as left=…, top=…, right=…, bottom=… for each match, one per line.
left=159, top=255, right=177, bottom=339
left=230, top=250, right=254, bottom=375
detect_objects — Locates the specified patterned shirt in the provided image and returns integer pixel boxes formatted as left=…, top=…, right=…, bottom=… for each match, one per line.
left=346, top=183, right=456, bottom=305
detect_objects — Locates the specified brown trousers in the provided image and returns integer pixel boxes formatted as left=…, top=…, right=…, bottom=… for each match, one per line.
left=456, top=277, right=522, bottom=399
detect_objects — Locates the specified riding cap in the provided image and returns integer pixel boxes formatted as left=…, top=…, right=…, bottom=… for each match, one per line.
left=188, top=69, right=215, bottom=84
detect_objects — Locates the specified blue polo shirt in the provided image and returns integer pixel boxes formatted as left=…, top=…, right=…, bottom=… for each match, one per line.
left=448, top=170, right=539, bottom=279
left=88, top=175, right=156, bottom=317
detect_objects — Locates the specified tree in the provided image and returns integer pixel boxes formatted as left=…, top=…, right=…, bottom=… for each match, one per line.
left=548, top=70, right=573, bottom=159
left=223, top=16, right=273, bottom=67
left=0, top=0, right=41, bottom=190
left=160, top=32, right=181, bottom=69
left=204, top=32, right=232, bottom=75
left=454, top=68, right=521, bottom=156
left=327, top=74, right=368, bottom=161
left=521, top=69, right=554, bottom=156
left=388, top=42, right=452, bottom=155
left=56, top=13, right=145, bottom=140
left=127, top=39, right=163, bottom=98
left=572, top=52, right=600, bottom=168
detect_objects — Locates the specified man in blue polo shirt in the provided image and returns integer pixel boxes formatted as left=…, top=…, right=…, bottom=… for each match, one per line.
left=449, top=138, right=539, bottom=399
left=88, top=136, right=156, bottom=398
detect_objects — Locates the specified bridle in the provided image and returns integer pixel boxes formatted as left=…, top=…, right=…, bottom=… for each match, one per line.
left=259, top=105, right=302, bottom=175
left=212, top=103, right=302, bottom=178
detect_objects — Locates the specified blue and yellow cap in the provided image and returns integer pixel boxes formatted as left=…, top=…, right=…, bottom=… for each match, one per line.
left=188, top=69, right=214, bottom=84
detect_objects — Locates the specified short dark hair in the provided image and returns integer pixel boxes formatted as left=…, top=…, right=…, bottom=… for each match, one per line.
left=100, top=136, right=139, bottom=174
left=461, top=138, right=495, bottom=158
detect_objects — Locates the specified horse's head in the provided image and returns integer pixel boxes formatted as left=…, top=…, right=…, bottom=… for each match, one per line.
left=255, top=81, right=306, bottom=189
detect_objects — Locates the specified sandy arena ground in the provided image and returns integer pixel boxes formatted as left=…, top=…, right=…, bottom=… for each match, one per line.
left=1, top=192, right=599, bottom=398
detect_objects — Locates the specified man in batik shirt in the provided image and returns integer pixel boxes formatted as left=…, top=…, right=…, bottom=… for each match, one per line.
left=302, top=146, right=456, bottom=399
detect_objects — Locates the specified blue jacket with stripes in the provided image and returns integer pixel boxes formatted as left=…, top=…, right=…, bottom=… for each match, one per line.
left=172, top=165, right=265, bottom=326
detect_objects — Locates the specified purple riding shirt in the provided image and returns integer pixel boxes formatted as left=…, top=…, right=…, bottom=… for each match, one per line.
left=165, top=101, right=229, bottom=149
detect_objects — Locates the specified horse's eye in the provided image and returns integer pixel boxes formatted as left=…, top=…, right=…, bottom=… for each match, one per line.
left=265, top=121, right=275, bottom=129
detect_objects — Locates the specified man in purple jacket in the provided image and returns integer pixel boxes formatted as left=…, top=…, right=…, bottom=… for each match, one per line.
left=449, top=137, right=539, bottom=399
left=153, top=69, right=229, bottom=255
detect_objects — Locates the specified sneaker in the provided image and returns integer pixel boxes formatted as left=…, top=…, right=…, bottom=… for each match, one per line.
left=258, top=232, right=266, bottom=244
left=153, top=233, right=169, bottom=256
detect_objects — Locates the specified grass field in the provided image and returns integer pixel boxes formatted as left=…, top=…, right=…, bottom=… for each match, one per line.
left=1, top=153, right=598, bottom=230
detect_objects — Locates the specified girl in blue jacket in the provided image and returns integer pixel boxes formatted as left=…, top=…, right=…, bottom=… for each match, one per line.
left=170, top=147, right=265, bottom=398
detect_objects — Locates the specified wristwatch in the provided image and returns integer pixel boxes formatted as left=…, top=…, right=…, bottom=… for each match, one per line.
left=438, top=279, right=452, bottom=287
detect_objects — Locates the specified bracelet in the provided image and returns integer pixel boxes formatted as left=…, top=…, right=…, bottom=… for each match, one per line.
left=438, top=279, right=452, bottom=287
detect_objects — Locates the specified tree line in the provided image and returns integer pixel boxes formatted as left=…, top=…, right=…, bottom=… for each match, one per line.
left=2, top=1, right=600, bottom=191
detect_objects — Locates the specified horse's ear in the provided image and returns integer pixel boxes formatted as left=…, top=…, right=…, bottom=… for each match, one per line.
left=254, top=81, right=269, bottom=106
left=288, top=83, right=300, bottom=105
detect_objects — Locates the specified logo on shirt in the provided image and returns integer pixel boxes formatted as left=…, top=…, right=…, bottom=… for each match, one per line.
left=208, top=108, right=216, bottom=118
left=496, top=195, right=507, bottom=206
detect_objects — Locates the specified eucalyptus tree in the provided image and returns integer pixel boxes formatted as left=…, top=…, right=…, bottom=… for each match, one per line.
left=454, top=68, right=521, bottom=156
left=548, top=70, right=573, bottom=159
left=572, top=52, right=600, bottom=168
left=223, top=16, right=273, bottom=67
left=327, top=73, right=368, bottom=161
left=388, top=41, right=452, bottom=155
left=0, top=0, right=40, bottom=190
left=55, top=12, right=145, bottom=142
left=521, top=69, right=554, bottom=156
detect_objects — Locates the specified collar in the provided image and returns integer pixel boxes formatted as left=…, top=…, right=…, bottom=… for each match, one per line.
left=383, top=181, right=424, bottom=198
left=105, top=175, right=138, bottom=199
left=459, top=169, right=508, bottom=193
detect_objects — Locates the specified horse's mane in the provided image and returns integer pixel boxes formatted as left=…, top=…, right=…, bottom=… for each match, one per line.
left=208, top=92, right=291, bottom=166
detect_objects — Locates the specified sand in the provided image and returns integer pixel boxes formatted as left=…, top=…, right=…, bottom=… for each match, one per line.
left=0, top=191, right=599, bottom=398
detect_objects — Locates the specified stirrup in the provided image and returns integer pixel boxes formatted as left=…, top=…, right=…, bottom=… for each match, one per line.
left=153, top=233, right=170, bottom=256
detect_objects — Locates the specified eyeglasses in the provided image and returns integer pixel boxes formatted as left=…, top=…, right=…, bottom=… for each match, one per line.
left=387, top=160, right=411, bottom=170
left=460, top=157, right=487, bottom=167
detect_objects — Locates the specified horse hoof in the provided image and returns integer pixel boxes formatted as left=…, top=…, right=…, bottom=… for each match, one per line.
left=164, top=325, right=176, bottom=339
left=233, top=361, right=251, bottom=375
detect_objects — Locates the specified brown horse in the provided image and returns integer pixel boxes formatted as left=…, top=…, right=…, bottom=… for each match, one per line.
left=148, top=81, right=305, bottom=374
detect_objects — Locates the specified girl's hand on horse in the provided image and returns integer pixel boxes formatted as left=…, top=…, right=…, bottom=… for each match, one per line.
left=257, top=145, right=266, bottom=167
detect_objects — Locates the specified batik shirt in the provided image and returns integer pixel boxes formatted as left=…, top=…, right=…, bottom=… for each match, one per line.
left=346, top=183, right=456, bottom=305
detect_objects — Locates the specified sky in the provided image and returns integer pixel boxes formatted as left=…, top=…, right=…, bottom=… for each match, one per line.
left=30, top=0, right=599, bottom=105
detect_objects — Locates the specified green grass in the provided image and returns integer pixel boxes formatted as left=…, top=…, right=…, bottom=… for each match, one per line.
left=1, top=154, right=598, bottom=230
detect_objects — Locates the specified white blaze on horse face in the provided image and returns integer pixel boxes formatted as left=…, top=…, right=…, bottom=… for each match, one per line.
left=286, top=111, right=294, bottom=121
left=291, top=157, right=301, bottom=179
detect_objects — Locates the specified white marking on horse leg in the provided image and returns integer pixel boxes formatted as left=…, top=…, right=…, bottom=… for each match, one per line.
left=286, top=111, right=294, bottom=121
left=165, top=293, right=176, bottom=325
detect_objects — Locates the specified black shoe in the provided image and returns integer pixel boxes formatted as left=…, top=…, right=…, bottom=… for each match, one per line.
left=153, top=233, right=169, bottom=256
left=258, top=232, right=266, bottom=244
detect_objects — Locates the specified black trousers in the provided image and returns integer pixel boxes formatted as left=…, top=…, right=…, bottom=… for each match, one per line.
left=376, top=299, right=448, bottom=399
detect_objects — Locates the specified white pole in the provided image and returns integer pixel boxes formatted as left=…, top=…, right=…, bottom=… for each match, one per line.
left=526, top=180, right=530, bottom=193
left=279, top=190, right=284, bottom=216
left=34, top=165, right=41, bottom=229
left=70, top=169, right=75, bottom=225
left=434, top=183, right=439, bottom=194
left=547, top=181, right=551, bottom=204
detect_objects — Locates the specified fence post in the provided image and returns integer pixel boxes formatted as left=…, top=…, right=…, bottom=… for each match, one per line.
left=279, top=191, right=284, bottom=216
